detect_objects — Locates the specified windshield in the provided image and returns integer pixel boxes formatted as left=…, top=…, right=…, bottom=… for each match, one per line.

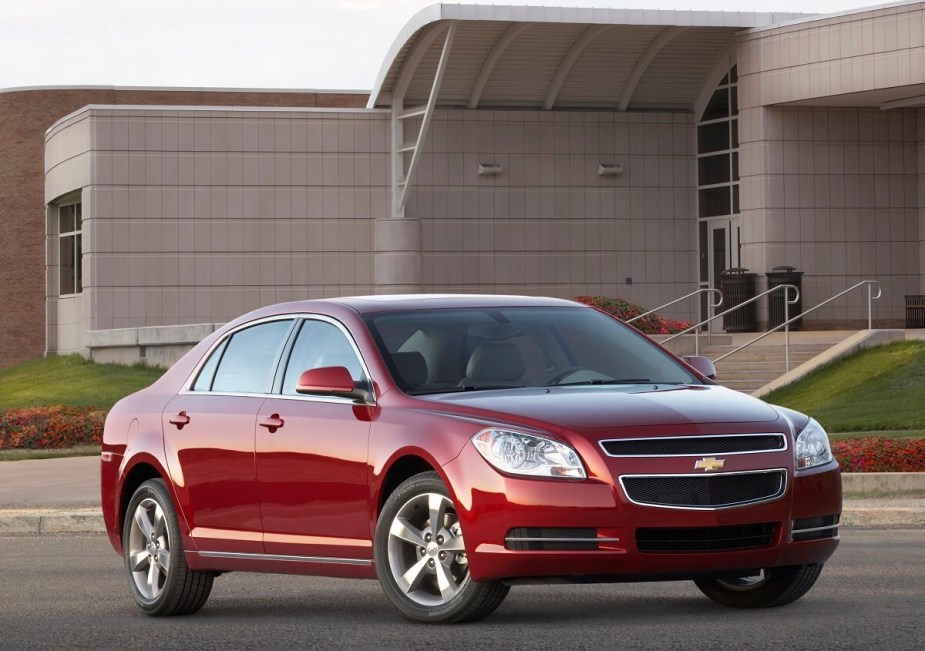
left=365, top=306, right=701, bottom=395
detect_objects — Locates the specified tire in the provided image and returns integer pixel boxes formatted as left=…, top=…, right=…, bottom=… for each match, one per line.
left=374, top=471, right=510, bottom=623
left=123, top=479, right=214, bottom=616
left=694, top=564, right=824, bottom=608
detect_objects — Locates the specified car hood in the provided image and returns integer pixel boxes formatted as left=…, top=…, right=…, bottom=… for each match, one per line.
left=418, top=384, right=780, bottom=431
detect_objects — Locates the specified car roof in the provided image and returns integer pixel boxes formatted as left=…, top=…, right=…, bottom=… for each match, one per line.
left=219, top=294, right=585, bottom=330
left=329, top=294, right=579, bottom=314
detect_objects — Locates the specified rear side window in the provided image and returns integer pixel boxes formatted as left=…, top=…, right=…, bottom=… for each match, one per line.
left=191, top=339, right=228, bottom=391
left=204, top=320, right=293, bottom=394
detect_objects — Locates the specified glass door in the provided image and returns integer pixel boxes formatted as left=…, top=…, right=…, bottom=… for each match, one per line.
left=705, top=219, right=740, bottom=331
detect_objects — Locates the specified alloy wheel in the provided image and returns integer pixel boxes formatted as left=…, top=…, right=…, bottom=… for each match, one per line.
left=127, top=497, right=171, bottom=600
left=386, top=492, right=469, bottom=606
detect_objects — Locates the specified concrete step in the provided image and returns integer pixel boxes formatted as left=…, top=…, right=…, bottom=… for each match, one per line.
left=673, top=331, right=861, bottom=394
left=714, top=357, right=819, bottom=371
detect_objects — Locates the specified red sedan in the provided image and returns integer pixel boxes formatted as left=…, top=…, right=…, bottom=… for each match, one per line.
left=101, top=295, right=841, bottom=622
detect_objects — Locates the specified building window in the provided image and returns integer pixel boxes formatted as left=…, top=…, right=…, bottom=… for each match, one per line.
left=697, top=66, right=738, bottom=220
left=59, top=202, right=82, bottom=295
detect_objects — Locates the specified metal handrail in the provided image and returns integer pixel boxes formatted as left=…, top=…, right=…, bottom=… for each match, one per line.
left=713, top=280, right=882, bottom=372
left=663, top=284, right=799, bottom=346
left=627, top=287, right=722, bottom=356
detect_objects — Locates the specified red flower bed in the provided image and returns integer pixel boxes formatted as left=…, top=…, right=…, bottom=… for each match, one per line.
left=0, top=405, right=106, bottom=449
left=573, top=295, right=691, bottom=335
left=832, top=438, right=925, bottom=473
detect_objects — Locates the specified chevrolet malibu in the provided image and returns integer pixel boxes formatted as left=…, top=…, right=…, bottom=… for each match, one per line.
left=101, top=294, right=841, bottom=623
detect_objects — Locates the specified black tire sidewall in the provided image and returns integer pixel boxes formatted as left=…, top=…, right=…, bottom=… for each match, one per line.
left=695, top=564, right=822, bottom=608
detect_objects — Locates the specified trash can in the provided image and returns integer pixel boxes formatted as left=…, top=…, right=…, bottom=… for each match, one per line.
left=906, top=295, right=925, bottom=328
left=766, top=265, right=804, bottom=330
left=720, top=267, right=758, bottom=332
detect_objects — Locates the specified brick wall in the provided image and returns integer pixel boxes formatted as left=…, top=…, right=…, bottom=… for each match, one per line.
left=0, top=87, right=368, bottom=367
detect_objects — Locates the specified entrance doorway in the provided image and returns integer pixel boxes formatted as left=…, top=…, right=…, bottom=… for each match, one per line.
left=699, top=218, right=740, bottom=330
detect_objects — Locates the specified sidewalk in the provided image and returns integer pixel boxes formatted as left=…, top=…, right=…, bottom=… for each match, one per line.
left=1, top=456, right=923, bottom=534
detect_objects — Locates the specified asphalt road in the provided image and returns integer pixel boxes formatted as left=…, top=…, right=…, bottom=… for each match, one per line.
left=1, top=529, right=923, bottom=650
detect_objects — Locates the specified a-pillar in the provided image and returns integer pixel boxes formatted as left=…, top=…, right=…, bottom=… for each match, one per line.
left=374, top=217, right=423, bottom=294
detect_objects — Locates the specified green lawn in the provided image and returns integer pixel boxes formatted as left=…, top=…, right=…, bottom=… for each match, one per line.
left=0, top=354, right=164, bottom=411
left=762, top=340, right=925, bottom=433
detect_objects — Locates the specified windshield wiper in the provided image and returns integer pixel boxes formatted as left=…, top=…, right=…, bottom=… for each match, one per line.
left=461, top=385, right=526, bottom=391
left=409, top=385, right=525, bottom=395
left=552, top=378, right=652, bottom=387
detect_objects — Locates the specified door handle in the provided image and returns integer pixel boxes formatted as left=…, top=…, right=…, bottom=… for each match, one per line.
left=258, top=414, right=285, bottom=433
left=168, top=411, right=190, bottom=429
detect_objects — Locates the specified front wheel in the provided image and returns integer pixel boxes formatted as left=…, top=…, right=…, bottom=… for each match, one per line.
left=123, top=479, right=214, bottom=616
left=694, top=564, right=824, bottom=608
left=374, top=471, right=509, bottom=623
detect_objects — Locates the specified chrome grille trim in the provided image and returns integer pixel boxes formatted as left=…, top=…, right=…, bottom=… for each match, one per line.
left=791, top=524, right=839, bottom=534
left=619, top=469, right=788, bottom=511
left=600, top=433, right=788, bottom=457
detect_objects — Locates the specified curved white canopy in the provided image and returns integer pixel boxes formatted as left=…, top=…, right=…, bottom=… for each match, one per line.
left=369, top=4, right=807, bottom=113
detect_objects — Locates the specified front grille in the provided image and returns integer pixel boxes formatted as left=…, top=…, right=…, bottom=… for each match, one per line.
left=792, top=515, right=839, bottom=541
left=505, top=527, right=600, bottom=551
left=601, top=434, right=786, bottom=457
left=620, top=470, right=787, bottom=509
left=636, top=523, right=776, bottom=553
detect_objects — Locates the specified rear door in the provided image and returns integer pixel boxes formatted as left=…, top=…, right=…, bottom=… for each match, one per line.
left=163, top=318, right=295, bottom=553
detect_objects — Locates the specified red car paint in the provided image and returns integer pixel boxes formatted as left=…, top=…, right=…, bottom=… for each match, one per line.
left=101, top=295, right=840, bottom=593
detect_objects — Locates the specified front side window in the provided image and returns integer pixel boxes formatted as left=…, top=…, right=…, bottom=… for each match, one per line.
left=59, top=203, right=82, bottom=295
left=281, top=319, right=366, bottom=395
left=205, top=320, right=293, bottom=394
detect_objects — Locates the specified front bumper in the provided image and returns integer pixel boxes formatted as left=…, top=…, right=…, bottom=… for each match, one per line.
left=442, top=445, right=842, bottom=583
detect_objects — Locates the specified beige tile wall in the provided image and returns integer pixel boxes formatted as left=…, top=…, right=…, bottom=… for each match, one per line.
left=74, top=108, right=387, bottom=331
left=738, top=2, right=925, bottom=107
left=919, top=110, right=925, bottom=296
left=739, top=105, right=919, bottom=325
left=409, top=109, right=698, bottom=321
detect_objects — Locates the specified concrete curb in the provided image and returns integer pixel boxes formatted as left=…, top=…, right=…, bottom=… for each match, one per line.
left=840, top=508, right=925, bottom=528
left=841, top=472, right=925, bottom=493
left=0, top=508, right=104, bottom=535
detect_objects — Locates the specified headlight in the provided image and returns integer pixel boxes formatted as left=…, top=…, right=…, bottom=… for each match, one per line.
left=794, top=418, right=834, bottom=470
left=472, top=429, right=586, bottom=479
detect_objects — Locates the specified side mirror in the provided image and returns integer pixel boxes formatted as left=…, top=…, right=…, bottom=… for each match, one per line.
left=682, top=355, right=717, bottom=380
left=296, top=366, right=372, bottom=402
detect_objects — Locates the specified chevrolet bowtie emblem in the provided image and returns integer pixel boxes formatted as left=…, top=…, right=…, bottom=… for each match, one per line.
left=695, top=457, right=726, bottom=472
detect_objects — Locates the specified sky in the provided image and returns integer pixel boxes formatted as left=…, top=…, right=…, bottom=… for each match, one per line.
left=0, top=0, right=889, bottom=92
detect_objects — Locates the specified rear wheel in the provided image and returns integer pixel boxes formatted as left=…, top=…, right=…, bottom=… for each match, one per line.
left=694, top=564, right=824, bottom=608
left=375, top=471, right=509, bottom=623
left=123, top=479, right=213, bottom=616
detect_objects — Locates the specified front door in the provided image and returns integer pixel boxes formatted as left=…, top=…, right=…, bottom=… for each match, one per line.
left=256, top=318, right=372, bottom=562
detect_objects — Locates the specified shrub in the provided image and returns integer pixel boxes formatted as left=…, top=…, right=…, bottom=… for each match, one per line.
left=832, top=438, right=925, bottom=473
left=0, top=405, right=106, bottom=449
left=573, top=295, right=692, bottom=335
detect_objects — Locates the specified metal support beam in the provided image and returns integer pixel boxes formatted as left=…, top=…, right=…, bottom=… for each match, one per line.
left=543, top=25, right=610, bottom=110
left=390, top=23, right=451, bottom=218
left=617, top=26, right=687, bottom=112
left=392, top=20, right=457, bottom=217
left=467, top=23, right=530, bottom=109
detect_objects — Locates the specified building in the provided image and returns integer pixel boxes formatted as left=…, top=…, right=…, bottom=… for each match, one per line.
left=0, top=86, right=367, bottom=366
left=10, top=3, right=925, bottom=365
